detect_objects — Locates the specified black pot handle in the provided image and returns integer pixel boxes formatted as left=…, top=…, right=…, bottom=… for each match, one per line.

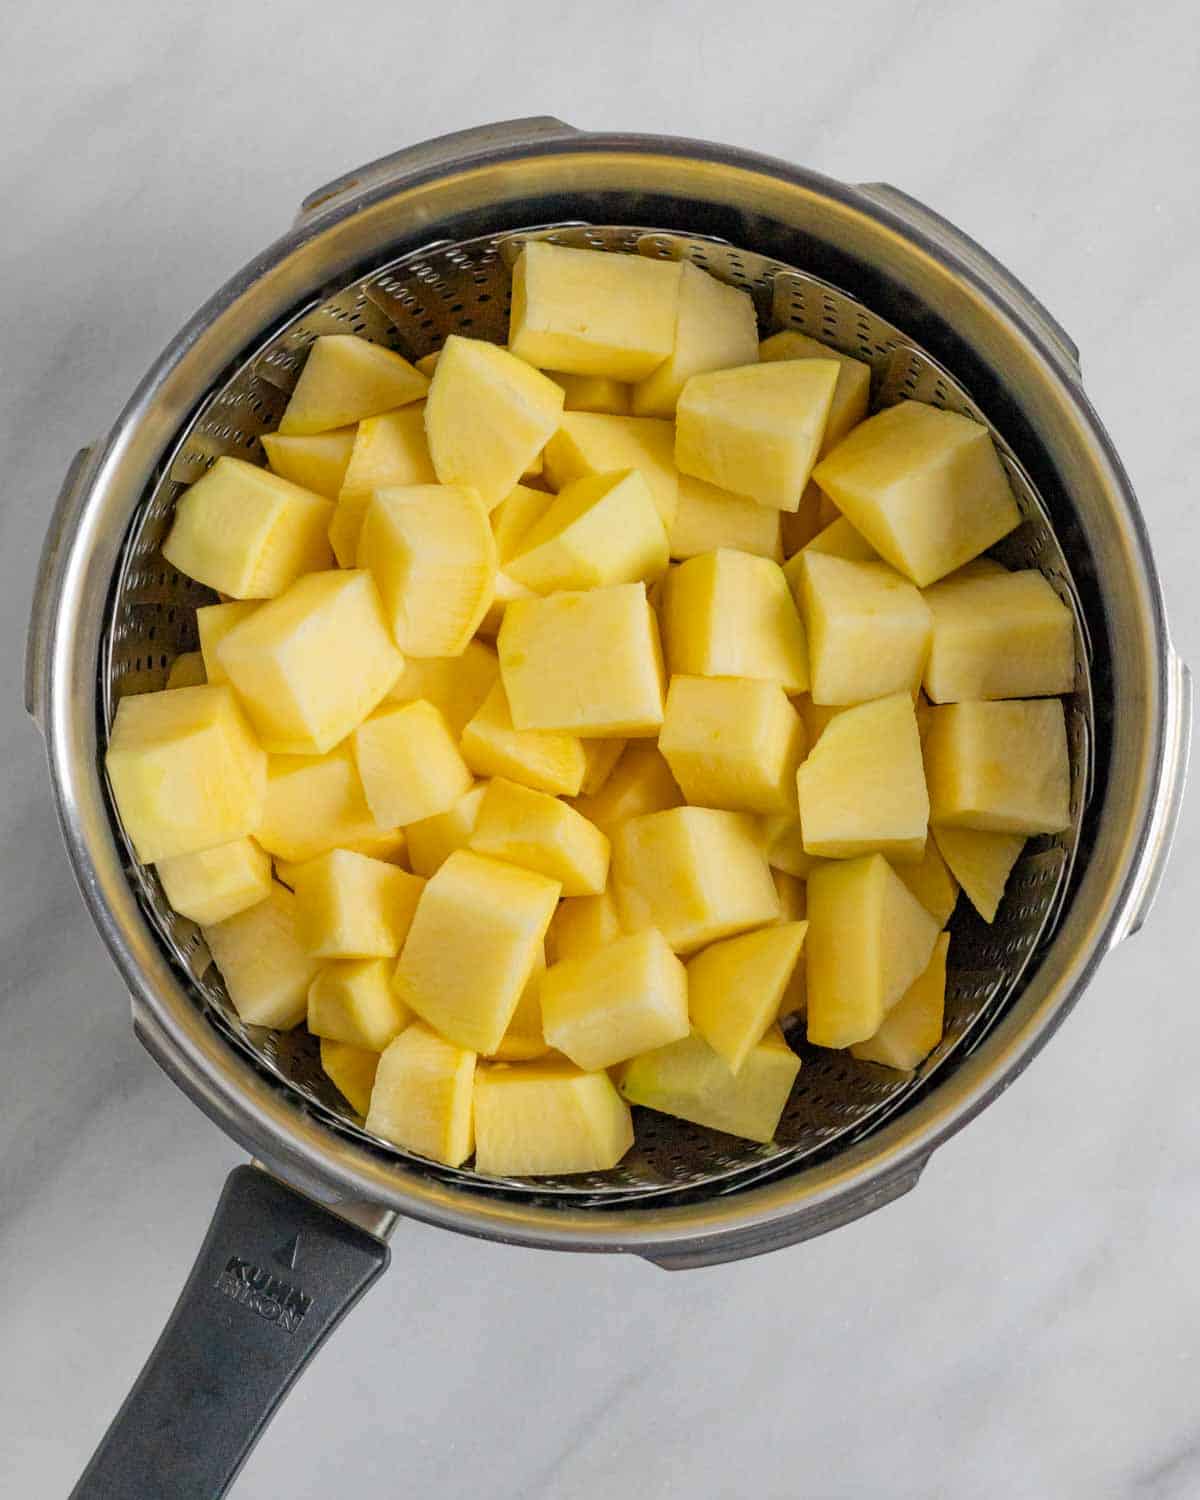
left=70, top=1164, right=390, bottom=1499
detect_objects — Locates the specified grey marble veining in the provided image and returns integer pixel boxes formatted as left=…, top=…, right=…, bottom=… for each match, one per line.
left=2, top=2, right=1198, bottom=1496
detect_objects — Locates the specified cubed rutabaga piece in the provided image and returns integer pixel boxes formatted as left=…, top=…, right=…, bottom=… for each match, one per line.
left=758, top=331, right=871, bottom=454
left=105, top=685, right=266, bottom=863
left=509, top=241, right=682, bottom=380
left=618, top=1026, right=800, bottom=1145
left=469, top=779, right=610, bottom=897
left=542, top=412, right=679, bottom=529
left=461, top=682, right=588, bottom=796
left=662, top=549, right=809, bottom=693
left=498, top=584, right=666, bottom=738
left=799, top=514, right=879, bottom=562
left=797, top=695, right=848, bottom=747
left=541, top=928, right=689, bottom=1071
left=797, top=692, right=929, bottom=862
left=546, top=889, right=624, bottom=963
left=760, top=815, right=824, bottom=880
left=491, top=484, right=555, bottom=562
left=320, top=1038, right=379, bottom=1115
left=394, top=850, right=560, bottom=1054
left=358, top=484, right=496, bottom=658
left=156, top=837, right=271, bottom=926
left=779, top=480, right=827, bottom=557
left=545, top=371, right=631, bottom=414
left=487, top=949, right=550, bottom=1062
left=805, top=853, right=940, bottom=1049
left=425, top=334, right=565, bottom=509
left=475, top=570, right=537, bottom=640
left=353, top=700, right=472, bottom=827
left=474, top=1060, right=633, bottom=1175
left=365, top=1022, right=476, bottom=1167
left=675, top=359, right=840, bottom=511
left=569, top=742, right=683, bottom=834
left=688, top=922, right=808, bottom=1073
left=659, top=675, right=807, bottom=815
left=612, top=806, right=779, bottom=955
left=196, top=600, right=260, bottom=685
left=406, top=783, right=488, bottom=878
left=328, top=406, right=435, bottom=566
left=385, top=640, right=499, bottom=739
left=771, top=870, right=807, bottom=923
left=292, top=848, right=424, bottom=958
left=925, top=699, right=1070, bottom=834
left=217, top=569, right=402, bottom=755
left=631, top=261, right=759, bottom=417
left=414, top=351, right=440, bottom=377
left=922, top=566, right=1074, bottom=702
left=163, top=457, right=334, bottom=599
left=931, top=825, right=1025, bottom=924
left=506, top=469, right=668, bottom=593
left=851, top=931, right=948, bottom=1071
left=272, top=825, right=407, bottom=888
left=261, top=427, right=357, bottom=501
left=255, top=743, right=382, bottom=864
left=788, top=551, right=932, bottom=705
left=812, top=400, right=1021, bottom=586
left=204, top=882, right=321, bottom=1030
left=579, top=738, right=627, bottom=797
left=892, top=839, right=959, bottom=927
left=278, top=334, right=427, bottom=435
left=308, top=958, right=412, bottom=1050
left=668, top=475, right=783, bottom=562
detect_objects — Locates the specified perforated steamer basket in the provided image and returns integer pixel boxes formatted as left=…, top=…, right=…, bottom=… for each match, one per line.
left=27, top=119, right=1190, bottom=1498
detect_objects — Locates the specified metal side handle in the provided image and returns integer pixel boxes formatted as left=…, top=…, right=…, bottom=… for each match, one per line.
left=1113, top=646, right=1192, bottom=944
left=296, top=115, right=582, bottom=226
left=856, top=182, right=1082, bottom=379
left=26, top=444, right=97, bottom=735
left=70, top=1165, right=390, bottom=1500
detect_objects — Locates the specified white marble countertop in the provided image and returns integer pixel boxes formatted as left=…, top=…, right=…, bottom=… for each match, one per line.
left=2, top=3, right=1198, bottom=1495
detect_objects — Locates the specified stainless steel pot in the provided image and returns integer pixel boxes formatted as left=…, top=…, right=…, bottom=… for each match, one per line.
left=26, top=118, right=1189, bottom=1499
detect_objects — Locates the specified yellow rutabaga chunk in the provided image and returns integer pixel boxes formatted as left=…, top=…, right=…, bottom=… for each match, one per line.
left=540, top=929, right=689, bottom=1071
left=393, top=850, right=560, bottom=1054
left=805, top=854, right=939, bottom=1049
left=658, top=675, right=807, bottom=815
left=545, top=889, right=625, bottom=963
left=612, top=807, right=779, bottom=955
left=328, top=405, right=435, bottom=567
left=509, top=240, right=682, bottom=381
left=425, top=334, right=564, bottom=509
left=308, top=959, right=412, bottom=1050
left=254, top=744, right=382, bottom=864
left=491, top=484, right=555, bottom=562
left=506, top=469, right=668, bottom=593
left=162, top=456, right=333, bottom=599
left=797, top=693, right=929, bottom=862
left=292, top=849, right=424, bottom=958
left=165, top=652, right=206, bottom=689
left=474, top=1060, right=633, bottom=1175
left=405, top=783, right=488, bottom=878
left=892, top=839, right=959, bottom=928
left=105, top=684, right=266, bottom=863
left=470, top=779, right=610, bottom=897
left=156, top=837, right=271, bottom=926
left=812, top=400, right=1020, bottom=586
left=618, top=1026, right=800, bottom=1145
left=924, top=699, right=1070, bottom=834
left=851, top=931, right=948, bottom=1072
left=320, top=1038, right=380, bottom=1115
left=365, top=1022, right=476, bottom=1167
left=358, top=484, right=496, bottom=658
left=261, top=427, right=357, bottom=500
left=922, top=566, right=1075, bottom=702
left=278, top=335, right=427, bottom=435
left=668, top=475, right=783, bottom=562
left=931, top=825, right=1025, bottom=924
left=788, top=551, right=932, bottom=705
left=204, top=882, right=321, bottom=1030
left=675, top=359, right=839, bottom=511
left=758, top=331, right=871, bottom=454
left=461, top=682, right=588, bottom=796
left=760, top=814, right=824, bottom=880
left=579, top=738, right=627, bottom=797
left=487, top=949, right=550, bottom=1062
left=353, top=700, right=473, bottom=828
left=385, top=640, right=499, bottom=738
left=196, top=600, right=260, bottom=685
left=632, top=261, right=759, bottom=417
left=799, top=515, right=879, bottom=562
left=688, top=922, right=808, bottom=1073
left=217, top=569, right=402, bottom=755
left=542, top=412, right=679, bottom=529
left=545, top=371, right=631, bottom=414
left=662, top=550, right=809, bottom=693
left=498, top=584, right=666, bottom=738
left=569, top=742, right=682, bottom=834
